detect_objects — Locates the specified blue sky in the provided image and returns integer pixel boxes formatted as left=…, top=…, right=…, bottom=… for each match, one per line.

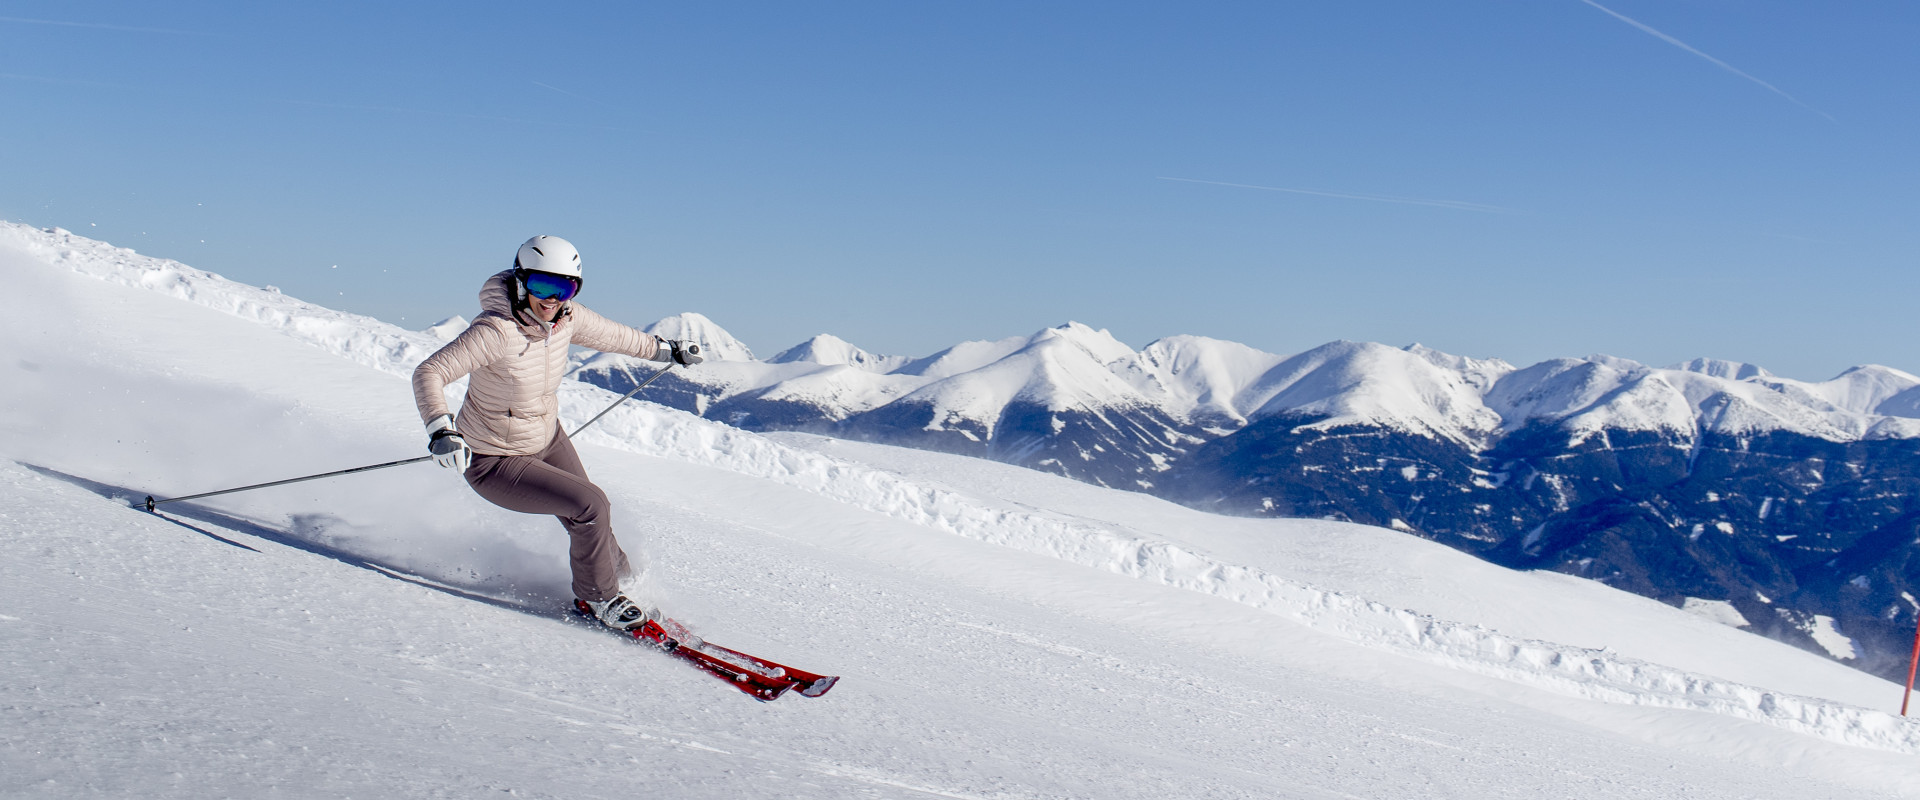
left=3, top=2, right=1915, bottom=380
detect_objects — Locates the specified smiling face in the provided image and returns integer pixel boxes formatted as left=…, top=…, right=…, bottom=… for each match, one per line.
left=528, top=293, right=565, bottom=322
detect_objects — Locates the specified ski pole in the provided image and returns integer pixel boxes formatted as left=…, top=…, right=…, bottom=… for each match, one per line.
left=142, top=358, right=686, bottom=513
left=143, top=456, right=432, bottom=512
left=567, top=348, right=690, bottom=436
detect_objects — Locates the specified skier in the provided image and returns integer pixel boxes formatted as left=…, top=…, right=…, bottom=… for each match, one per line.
left=411, top=235, right=702, bottom=632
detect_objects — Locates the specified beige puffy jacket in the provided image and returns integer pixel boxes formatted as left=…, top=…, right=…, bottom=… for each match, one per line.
left=412, top=269, right=662, bottom=456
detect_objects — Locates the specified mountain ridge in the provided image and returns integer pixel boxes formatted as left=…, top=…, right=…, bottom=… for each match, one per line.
left=590, top=313, right=1920, bottom=449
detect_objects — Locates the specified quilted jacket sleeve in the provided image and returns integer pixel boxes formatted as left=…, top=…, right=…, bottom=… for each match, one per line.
left=411, top=320, right=511, bottom=426
left=568, top=302, right=661, bottom=361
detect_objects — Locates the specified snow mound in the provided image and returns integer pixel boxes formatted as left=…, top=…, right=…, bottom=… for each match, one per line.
left=425, top=315, right=468, bottom=342
left=1239, top=341, right=1506, bottom=443
left=893, top=334, right=1032, bottom=379
left=9, top=225, right=443, bottom=379
left=1123, top=335, right=1288, bottom=426
left=769, top=333, right=909, bottom=372
left=1761, top=365, right=1920, bottom=417
left=1485, top=357, right=1920, bottom=442
left=901, top=323, right=1152, bottom=423
left=1671, top=358, right=1772, bottom=381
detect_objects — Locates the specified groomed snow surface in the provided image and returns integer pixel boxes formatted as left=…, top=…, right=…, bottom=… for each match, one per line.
left=4, top=222, right=1919, bottom=798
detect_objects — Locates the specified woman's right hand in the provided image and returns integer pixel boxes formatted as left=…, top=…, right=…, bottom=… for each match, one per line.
left=426, top=414, right=472, bottom=471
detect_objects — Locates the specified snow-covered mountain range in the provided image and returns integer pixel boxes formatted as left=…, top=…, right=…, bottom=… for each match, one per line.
left=585, top=318, right=1920, bottom=455
left=569, top=298, right=1920, bottom=685
left=7, top=220, right=1920, bottom=796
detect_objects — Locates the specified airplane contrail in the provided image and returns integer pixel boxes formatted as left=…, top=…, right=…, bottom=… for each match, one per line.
left=271, top=98, right=638, bottom=132
left=1578, top=0, right=1833, bottom=121
left=0, top=15, right=213, bottom=36
left=532, top=81, right=617, bottom=110
left=1158, top=177, right=1519, bottom=214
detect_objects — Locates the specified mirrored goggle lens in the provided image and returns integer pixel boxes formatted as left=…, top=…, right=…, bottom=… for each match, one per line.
left=524, top=271, right=579, bottom=301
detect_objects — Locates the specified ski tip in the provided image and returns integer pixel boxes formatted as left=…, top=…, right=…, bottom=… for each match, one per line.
left=797, top=675, right=839, bottom=698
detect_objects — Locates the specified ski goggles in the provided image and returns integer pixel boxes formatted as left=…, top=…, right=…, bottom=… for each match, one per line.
left=520, top=270, right=581, bottom=302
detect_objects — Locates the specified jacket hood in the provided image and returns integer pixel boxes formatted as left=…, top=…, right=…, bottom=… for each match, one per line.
left=478, top=269, right=516, bottom=318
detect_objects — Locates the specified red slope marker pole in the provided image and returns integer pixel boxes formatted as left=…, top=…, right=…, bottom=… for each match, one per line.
left=1904, top=611, right=1920, bottom=716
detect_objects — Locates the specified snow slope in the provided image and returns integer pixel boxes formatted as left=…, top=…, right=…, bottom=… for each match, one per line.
left=4, top=222, right=1920, bottom=797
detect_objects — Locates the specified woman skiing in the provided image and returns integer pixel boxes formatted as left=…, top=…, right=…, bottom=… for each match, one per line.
left=411, top=235, right=701, bottom=631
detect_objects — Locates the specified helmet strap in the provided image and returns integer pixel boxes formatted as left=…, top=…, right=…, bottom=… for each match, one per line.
left=508, top=271, right=534, bottom=324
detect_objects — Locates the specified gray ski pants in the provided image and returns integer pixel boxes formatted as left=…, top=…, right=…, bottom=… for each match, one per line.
left=463, top=426, right=633, bottom=603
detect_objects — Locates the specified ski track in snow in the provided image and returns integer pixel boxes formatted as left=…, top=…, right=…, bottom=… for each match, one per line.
left=10, top=221, right=1920, bottom=759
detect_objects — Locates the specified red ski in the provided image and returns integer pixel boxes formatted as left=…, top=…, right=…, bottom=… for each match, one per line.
left=572, top=600, right=838, bottom=701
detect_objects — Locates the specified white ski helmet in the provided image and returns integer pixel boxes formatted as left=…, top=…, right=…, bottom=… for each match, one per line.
left=514, top=235, right=582, bottom=278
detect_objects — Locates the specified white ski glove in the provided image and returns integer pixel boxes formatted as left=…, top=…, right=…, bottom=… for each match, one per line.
left=425, top=414, right=471, bottom=471
left=653, top=336, right=703, bottom=366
